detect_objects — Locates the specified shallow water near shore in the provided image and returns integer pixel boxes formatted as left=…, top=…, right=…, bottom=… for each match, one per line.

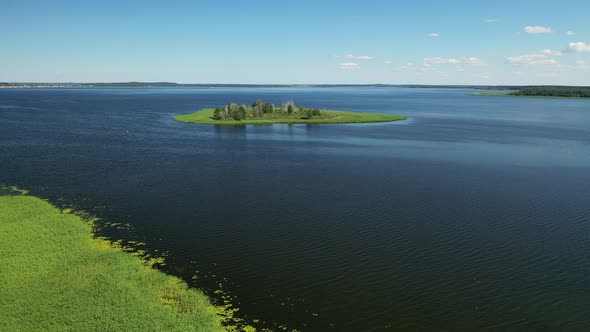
left=1, top=87, right=590, bottom=331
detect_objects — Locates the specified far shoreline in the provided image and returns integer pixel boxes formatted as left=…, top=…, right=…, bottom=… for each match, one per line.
left=474, top=93, right=590, bottom=100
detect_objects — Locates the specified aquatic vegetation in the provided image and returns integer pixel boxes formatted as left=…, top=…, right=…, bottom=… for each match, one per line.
left=0, top=185, right=29, bottom=195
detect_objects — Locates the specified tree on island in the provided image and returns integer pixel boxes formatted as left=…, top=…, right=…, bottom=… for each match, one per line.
left=234, top=105, right=246, bottom=120
left=213, top=106, right=224, bottom=120
left=211, top=99, right=325, bottom=121
left=263, top=103, right=274, bottom=113
left=252, top=99, right=264, bottom=108
left=281, top=100, right=295, bottom=113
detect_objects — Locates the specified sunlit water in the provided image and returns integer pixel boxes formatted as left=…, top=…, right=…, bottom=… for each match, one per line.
left=1, top=87, right=590, bottom=331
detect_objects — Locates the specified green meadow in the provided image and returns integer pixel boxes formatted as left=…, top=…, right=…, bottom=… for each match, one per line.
left=0, top=194, right=225, bottom=332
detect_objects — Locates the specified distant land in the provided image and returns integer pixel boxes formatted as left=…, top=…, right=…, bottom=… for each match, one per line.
left=478, top=86, right=590, bottom=99
left=2, top=82, right=590, bottom=99
left=1, top=82, right=589, bottom=90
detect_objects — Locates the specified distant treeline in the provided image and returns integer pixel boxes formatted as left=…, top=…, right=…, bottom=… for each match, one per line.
left=1, top=82, right=485, bottom=88
left=509, top=87, right=590, bottom=98
left=2, top=82, right=589, bottom=91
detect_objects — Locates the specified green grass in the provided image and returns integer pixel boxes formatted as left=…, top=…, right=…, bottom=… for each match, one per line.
left=174, top=108, right=406, bottom=125
left=0, top=195, right=225, bottom=332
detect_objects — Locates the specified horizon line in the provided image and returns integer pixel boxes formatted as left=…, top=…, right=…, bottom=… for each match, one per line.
left=2, top=82, right=590, bottom=88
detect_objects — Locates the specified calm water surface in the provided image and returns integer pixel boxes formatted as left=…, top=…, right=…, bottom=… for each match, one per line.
left=1, top=87, right=590, bottom=331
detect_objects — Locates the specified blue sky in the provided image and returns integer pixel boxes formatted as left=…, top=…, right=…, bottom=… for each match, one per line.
left=1, top=0, right=589, bottom=85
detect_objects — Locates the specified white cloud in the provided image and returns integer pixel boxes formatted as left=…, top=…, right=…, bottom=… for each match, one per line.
left=567, top=42, right=590, bottom=52
left=428, top=33, right=440, bottom=37
left=576, top=60, right=586, bottom=65
left=506, top=49, right=562, bottom=65
left=485, top=19, right=498, bottom=23
left=340, top=62, right=360, bottom=70
left=531, top=59, right=558, bottom=65
left=424, top=57, right=460, bottom=64
left=393, top=62, right=417, bottom=71
left=384, top=60, right=392, bottom=65
left=565, top=31, right=576, bottom=36
left=424, top=57, right=487, bottom=66
left=524, top=26, right=553, bottom=34
left=540, top=49, right=562, bottom=56
left=416, top=65, right=447, bottom=76
left=340, top=54, right=373, bottom=60
left=462, top=57, right=488, bottom=66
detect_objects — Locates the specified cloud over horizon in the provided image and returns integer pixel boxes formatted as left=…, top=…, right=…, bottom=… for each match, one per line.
left=506, top=49, right=562, bottom=65
left=340, top=62, right=361, bottom=70
left=424, top=57, right=487, bottom=66
left=567, top=42, right=590, bottom=52
left=338, top=54, right=374, bottom=60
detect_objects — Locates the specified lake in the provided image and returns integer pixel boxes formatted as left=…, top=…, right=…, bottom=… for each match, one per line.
left=1, top=87, right=589, bottom=331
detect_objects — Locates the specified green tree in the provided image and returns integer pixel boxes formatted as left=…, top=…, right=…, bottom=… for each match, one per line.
left=252, top=99, right=264, bottom=109
left=312, top=109, right=321, bottom=116
left=213, top=106, right=224, bottom=120
left=227, top=103, right=239, bottom=118
left=303, top=109, right=314, bottom=119
left=239, top=105, right=248, bottom=119
left=251, top=108, right=262, bottom=118
left=287, top=105, right=294, bottom=114
left=282, top=100, right=295, bottom=113
left=233, top=107, right=246, bottom=120
left=263, top=103, right=274, bottom=113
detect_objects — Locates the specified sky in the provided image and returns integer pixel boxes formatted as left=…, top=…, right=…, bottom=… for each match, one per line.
left=1, top=0, right=589, bottom=85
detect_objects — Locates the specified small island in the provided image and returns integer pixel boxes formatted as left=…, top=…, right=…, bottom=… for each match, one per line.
left=174, top=99, right=406, bottom=125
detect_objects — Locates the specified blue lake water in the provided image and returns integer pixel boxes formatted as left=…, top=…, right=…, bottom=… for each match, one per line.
left=1, top=87, right=590, bottom=331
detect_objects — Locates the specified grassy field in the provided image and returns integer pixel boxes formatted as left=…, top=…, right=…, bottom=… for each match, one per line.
left=174, top=108, right=406, bottom=125
left=0, top=194, right=225, bottom=332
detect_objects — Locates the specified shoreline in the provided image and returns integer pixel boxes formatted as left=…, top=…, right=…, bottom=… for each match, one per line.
left=474, top=93, right=590, bottom=100
left=0, top=193, right=236, bottom=331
